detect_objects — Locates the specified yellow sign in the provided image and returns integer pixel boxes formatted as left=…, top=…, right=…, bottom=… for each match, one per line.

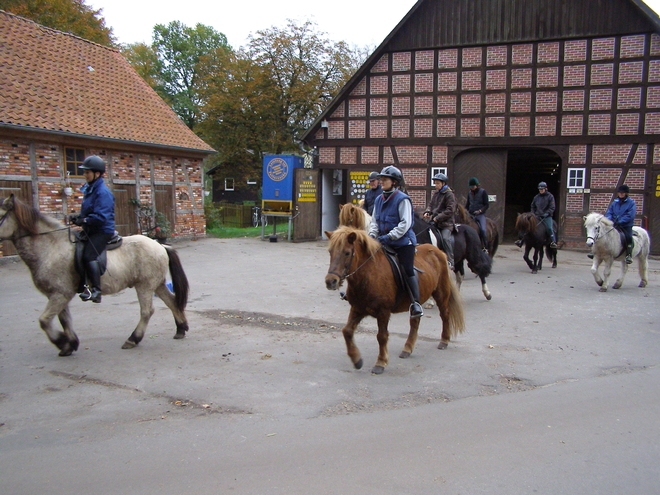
left=298, top=180, right=317, bottom=202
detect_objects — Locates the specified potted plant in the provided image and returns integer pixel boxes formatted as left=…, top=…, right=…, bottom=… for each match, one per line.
left=130, top=199, right=171, bottom=242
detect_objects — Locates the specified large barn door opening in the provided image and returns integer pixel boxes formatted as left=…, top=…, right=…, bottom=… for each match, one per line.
left=453, top=149, right=508, bottom=240
left=505, top=148, right=563, bottom=240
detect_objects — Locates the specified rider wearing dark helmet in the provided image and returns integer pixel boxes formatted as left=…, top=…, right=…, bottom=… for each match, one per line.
left=423, top=172, right=456, bottom=268
left=362, top=171, right=381, bottom=216
left=466, top=176, right=489, bottom=251
left=519, top=181, right=557, bottom=249
left=605, top=184, right=636, bottom=264
left=69, top=155, right=115, bottom=303
left=368, top=166, right=423, bottom=318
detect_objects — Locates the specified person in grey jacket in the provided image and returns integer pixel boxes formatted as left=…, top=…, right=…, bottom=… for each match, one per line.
left=520, top=181, right=557, bottom=249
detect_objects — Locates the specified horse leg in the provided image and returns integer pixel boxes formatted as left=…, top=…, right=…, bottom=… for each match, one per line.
left=154, top=283, right=189, bottom=339
left=122, top=286, right=155, bottom=349
left=39, top=294, right=79, bottom=356
left=399, top=316, right=421, bottom=359
left=612, top=260, right=629, bottom=290
left=480, top=275, right=492, bottom=301
left=591, top=258, right=604, bottom=287
left=523, top=245, right=535, bottom=271
left=600, top=259, right=614, bottom=292
left=536, top=247, right=543, bottom=272
left=341, top=307, right=366, bottom=370
left=638, top=252, right=649, bottom=288
left=372, top=312, right=391, bottom=375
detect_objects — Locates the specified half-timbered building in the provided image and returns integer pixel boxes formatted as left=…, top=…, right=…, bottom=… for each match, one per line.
left=302, top=0, right=660, bottom=253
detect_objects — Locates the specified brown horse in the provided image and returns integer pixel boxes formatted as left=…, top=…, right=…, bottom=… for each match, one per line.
left=455, top=203, right=499, bottom=257
left=338, top=203, right=371, bottom=231
left=514, top=212, right=558, bottom=273
left=324, top=226, right=465, bottom=374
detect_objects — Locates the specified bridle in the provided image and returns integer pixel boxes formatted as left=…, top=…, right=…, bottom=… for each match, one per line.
left=586, top=221, right=615, bottom=244
left=327, top=244, right=382, bottom=282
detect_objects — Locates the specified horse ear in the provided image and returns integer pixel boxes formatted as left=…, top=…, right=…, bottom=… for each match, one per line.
left=324, top=230, right=333, bottom=240
left=338, top=204, right=344, bottom=211
left=347, top=232, right=357, bottom=244
left=3, top=194, right=15, bottom=209
left=583, top=215, right=587, bottom=221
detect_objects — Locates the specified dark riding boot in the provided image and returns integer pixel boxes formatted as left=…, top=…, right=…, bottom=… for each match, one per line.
left=86, top=260, right=103, bottom=303
left=625, top=243, right=633, bottom=264
left=406, top=274, right=424, bottom=318
left=514, top=239, right=523, bottom=248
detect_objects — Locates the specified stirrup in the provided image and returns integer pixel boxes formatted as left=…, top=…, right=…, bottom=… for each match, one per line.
left=410, top=302, right=424, bottom=318
left=549, top=241, right=558, bottom=249
left=587, top=254, right=594, bottom=259
left=79, top=286, right=92, bottom=302
left=625, top=255, right=633, bottom=265
left=514, top=239, right=523, bottom=248
left=90, top=288, right=102, bottom=303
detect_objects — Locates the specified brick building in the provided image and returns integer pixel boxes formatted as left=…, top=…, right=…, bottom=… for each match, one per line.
left=0, top=11, right=215, bottom=257
left=301, top=0, right=660, bottom=254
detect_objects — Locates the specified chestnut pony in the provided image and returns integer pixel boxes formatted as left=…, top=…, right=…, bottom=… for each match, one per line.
left=0, top=195, right=189, bottom=356
left=338, top=203, right=371, bottom=231
left=324, top=226, right=465, bottom=374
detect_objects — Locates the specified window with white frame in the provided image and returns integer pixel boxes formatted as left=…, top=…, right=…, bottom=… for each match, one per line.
left=430, top=167, right=448, bottom=184
left=567, top=168, right=585, bottom=189
left=224, top=178, right=234, bottom=191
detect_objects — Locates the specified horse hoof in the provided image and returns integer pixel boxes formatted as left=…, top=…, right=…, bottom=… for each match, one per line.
left=599, top=287, right=608, bottom=292
left=485, top=293, right=492, bottom=301
left=532, top=270, right=538, bottom=274
left=399, top=351, right=411, bottom=359
left=173, top=332, right=186, bottom=340
left=354, top=358, right=363, bottom=370
left=58, top=346, right=74, bottom=357
left=612, top=284, right=621, bottom=290
left=121, top=340, right=137, bottom=349
left=437, top=341, right=448, bottom=350
left=371, top=366, right=385, bottom=375
left=639, top=281, right=647, bottom=288
left=552, top=264, right=557, bottom=269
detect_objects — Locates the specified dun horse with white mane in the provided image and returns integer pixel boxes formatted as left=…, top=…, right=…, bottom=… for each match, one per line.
left=0, top=195, right=189, bottom=356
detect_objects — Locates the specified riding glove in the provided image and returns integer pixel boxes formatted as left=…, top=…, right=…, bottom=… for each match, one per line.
left=377, top=235, right=392, bottom=246
left=73, top=216, right=86, bottom=226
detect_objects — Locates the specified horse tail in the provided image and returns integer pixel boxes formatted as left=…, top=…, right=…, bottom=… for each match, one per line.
left=489, top=222, right=500, bottom=258
left=165, top=246, right=189, bottom=311
left=446, top=275, right=465, bottom=338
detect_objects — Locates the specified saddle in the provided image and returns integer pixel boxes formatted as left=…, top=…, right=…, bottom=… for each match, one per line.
left=614, top=226, right=637, bottom=258
left=382, top=245, right=424, bottom=310
left=74, top=231, right=123, bottom=292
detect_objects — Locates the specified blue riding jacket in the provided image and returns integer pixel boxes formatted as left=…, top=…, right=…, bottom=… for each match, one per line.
left=605, top=196, right=636, bottom=227
left=372, top=190, right=416, bottom=248
left=79, top=177, right=115, bottom=234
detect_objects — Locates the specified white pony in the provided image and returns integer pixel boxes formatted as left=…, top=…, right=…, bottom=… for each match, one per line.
left=0, top=195, right=189, bottom=356
left=583, top=212, right=650, bottom=292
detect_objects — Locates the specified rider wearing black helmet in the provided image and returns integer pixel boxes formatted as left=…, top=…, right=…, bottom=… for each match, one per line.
left=423, top=172, right=456, bottom=268
left=368, top=166, right=423, bottom=318
left=69, top=155, right=115, bottom=303
left=362, top=171, right=381, bottom=216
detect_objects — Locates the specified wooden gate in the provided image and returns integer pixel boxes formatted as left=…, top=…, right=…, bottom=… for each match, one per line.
left=293, top=168, right=320, bottom=242
left=452, top=148, right=507, bottom=239
left=112, top=184, right=138, bottom=236
left=0, top=180, right=33, bottom=256
left=649, top=168, right=660, bottom=255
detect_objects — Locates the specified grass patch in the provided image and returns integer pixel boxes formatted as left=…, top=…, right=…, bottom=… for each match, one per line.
left=207, top=225, right=288, bottom=239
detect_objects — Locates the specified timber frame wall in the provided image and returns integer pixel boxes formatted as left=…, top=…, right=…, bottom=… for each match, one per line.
left=307, top=32, right=660, bottom=249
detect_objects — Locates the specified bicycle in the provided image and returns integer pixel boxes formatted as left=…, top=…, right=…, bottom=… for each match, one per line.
left=252, top=206, right=268, bottom=228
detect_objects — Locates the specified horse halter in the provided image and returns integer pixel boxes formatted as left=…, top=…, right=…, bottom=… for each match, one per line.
left=327, top=246, right=356, bottom=282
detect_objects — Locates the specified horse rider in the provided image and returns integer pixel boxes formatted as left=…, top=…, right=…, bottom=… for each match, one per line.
left=362, top=171, right=381, bottom=216
left=466, top=176, right=489, bottom=252
left=518, top=181, right=557, bottom=249
left=605, top=184, right=637, bottom=264
left=69, top=155, right=115, bottom=303
left=368, top=166, right=424, bottom=318
left=423, top=172, right=456, bottom=269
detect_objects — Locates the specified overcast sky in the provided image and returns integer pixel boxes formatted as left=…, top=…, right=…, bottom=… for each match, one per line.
left=88, top=0, right=660, bottom=50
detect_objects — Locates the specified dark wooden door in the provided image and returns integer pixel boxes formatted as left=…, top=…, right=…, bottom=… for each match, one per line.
left=154, top=185, right=175, bottom=233
left=452, top=149, right=507, bottom=239
left=0, top=180, right=33, bottom=256
left=112, top=185, right=138, bottom=236
left=293, top=168, right=320, bottom=242
left=649, top=168, right=660, bottom=255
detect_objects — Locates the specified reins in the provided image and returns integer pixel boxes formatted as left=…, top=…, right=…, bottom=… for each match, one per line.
left=328, top=243, right=382, bottom=282
left=0, top=208, right=71, bottom=242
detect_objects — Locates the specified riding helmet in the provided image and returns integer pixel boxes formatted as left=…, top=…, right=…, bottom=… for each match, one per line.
left=378, top=166, right=403, bottom=183
left=367, top=171, right=379, bottom=181
left=80, top=155, right=106, bottom=175
left=538, top=181, right=548, bottom=189
left=617, top=184, right=630, bottom=194
left=468, top=177, right=479, bottom=186
left=432, top=172, right=449, bottom=183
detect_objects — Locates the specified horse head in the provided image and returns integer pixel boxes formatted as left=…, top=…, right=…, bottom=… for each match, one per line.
left=583, top=212, right=609, bottom=246
left=515, top=212, right=537, bottom=235
left=324, top=226, right=377, bottom=291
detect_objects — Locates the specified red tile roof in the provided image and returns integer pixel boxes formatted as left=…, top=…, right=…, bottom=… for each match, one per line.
left=0, top=10, right=215, bottom=153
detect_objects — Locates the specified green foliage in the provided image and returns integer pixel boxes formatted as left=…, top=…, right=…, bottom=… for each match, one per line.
left=120, top=42, right=161, bottom=89
left=1, top=0, right=115, bottom=46
left=129, top=198, right=171, bottom=238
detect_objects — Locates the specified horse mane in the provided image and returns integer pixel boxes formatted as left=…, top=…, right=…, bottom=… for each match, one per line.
left=328, top=225, right=380, bottom=257
left=339, top=203, right=367, bottom=230
left=3, top=196, right=59, bottom=235
left=455, top=203, right=470, bottom=224
left=584, top=212, right=611, bottom=228
left=515, top=212, right=538, bottom=233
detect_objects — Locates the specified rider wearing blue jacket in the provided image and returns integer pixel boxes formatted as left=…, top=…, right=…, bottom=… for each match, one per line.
left=369, top=166, right=423, bottom=318
left=69, top=155, right=115, bottom=303
left=605, top=184, right=636, bottom=264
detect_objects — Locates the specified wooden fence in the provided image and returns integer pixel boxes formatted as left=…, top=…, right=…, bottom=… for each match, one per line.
left=219, top=204, right=253, bottom=228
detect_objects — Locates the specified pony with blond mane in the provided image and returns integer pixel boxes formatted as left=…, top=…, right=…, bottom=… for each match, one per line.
left=0, top=195, right=189, bottom=356
left=324, top=226, right=465, bottom=374
left=338, top=203, right=371, bottom=231
left=584, top=212, right=650, bottom=291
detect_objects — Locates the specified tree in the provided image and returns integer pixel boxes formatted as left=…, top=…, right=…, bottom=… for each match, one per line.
left=150, top=21, right=230, bottom=130
left=120, top=42, right=160, bottom=90
left=1, top=0, right=115, bottom=46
